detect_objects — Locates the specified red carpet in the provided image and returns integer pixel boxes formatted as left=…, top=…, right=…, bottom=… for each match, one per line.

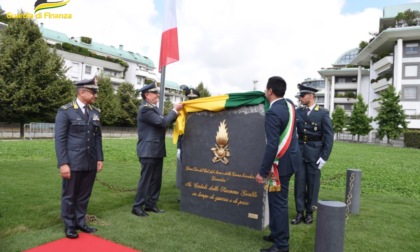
left=25, top=233, right=139, bottom=252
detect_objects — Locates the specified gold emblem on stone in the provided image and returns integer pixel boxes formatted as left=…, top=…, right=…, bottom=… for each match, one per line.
left=211, top=120, right=230, bottom=164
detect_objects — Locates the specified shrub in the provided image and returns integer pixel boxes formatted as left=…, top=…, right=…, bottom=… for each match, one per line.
left=404, top=130, right=420, bottom=148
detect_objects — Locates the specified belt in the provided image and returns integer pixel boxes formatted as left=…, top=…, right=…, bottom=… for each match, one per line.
left=298, top=135, right=323, bottom=142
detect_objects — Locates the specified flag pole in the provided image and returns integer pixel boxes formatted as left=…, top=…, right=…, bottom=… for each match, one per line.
left=159, top=66, right=166, bottom=114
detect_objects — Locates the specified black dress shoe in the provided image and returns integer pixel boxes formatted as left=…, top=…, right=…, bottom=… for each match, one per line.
left=132, top=208, right=149, bottom=217
left=291, top=212, right=304, bottom=225
left=263, top=235, right=274, bottom=242
left=64, top=226, right=78, bottom=239
left=260, top=245, right=289, bottom=252
left=76, top=225, right=97, bottom=233
left=144, top=206, right=165, bottom=213
left=304, top=213, right=313, bottom=224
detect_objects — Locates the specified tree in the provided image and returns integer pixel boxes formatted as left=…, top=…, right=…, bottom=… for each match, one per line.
left=116, top=82, right=141, bottom=127
left=0, top=16, right=74, bottom=137
left=196, top=82, right=211, bottom=97
left=332, top=106, right=346, bottom=139
left=94, top=75, right=120, bottom=126
left=395, top=9, right=420, bottom=26
left=347, top=95, right=373, bottom=142
left=374, top=85, right=408, bottom=145
left=358, top=41, right=368, bottom=53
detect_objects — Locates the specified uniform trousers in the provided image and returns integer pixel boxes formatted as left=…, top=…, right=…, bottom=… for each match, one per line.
left=133, top=157, right=163, bottom=209
left=269, top=173, right=292, bottom=250
left=61, top=170, right=96, bottom=228
left=294, top=160, right=321, bottom=213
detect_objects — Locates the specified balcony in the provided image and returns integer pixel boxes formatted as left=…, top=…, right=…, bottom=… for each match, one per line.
left=407, top=119, right=420, bottom=129
left=373, top=56, right=393, bottom=74
left=136, top=69, right=156, bottom=80
left=335, top=83, right=357, bottom=90
left=372, top=78, right=392, bottom=93
left=110, top=76, right=125, bottom=84
left=333, top=97, right=357, bottom=103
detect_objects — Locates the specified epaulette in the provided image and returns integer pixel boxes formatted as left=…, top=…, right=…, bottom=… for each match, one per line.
left=90, top=105, right=101, bottom=113
left=315, top=105, right=329, bottom=113
left=142, top=103, right=154, bottom=109
left=59, top=102, right=73, bottom=110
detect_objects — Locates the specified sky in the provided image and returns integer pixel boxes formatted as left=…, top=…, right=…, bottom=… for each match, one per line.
left=2, top=0, right=419, bottom=99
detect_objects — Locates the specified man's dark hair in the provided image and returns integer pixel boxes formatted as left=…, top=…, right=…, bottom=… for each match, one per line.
left=141, top=92, right=147, bottom=100
left=266, top=76, right=286, bottom=97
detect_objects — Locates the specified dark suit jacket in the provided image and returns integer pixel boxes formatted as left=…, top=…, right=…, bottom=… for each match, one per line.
left=259, top=99, right=302, bottom=178
left=54, top=100, right=104, bottom=171
left=296, top=105, right=334, bottom=162
left=136, top=101, right=178, bottom=158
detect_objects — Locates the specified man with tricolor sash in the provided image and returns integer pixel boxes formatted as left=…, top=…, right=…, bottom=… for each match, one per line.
left=255, top=76, right=302, bottom=252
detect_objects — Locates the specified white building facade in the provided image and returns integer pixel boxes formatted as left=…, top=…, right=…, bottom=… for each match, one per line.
left=350, top=3, right=420, bottom=129
left=312, top=3, right=420, bottom=136
left=39, top=24, right=184, bottom=105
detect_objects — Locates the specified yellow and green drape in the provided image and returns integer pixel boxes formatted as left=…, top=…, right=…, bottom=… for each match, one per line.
left=172, top=91, right=269, bottom=143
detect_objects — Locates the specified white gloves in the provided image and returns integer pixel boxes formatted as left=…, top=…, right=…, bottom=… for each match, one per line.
left=177, top=149, right=181, bottom=160
left=316, top=157, right=326, bottom=170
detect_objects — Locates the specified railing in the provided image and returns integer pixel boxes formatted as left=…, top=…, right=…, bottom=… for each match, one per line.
left=0, top=122, right=175, bottom=139
left=0, top=123, right=21, bottom=139
left=336, top=131, right=404, bottom=147
left=24, top=122, right=55, bottom=140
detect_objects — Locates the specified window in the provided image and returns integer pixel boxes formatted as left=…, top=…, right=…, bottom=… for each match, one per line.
left=85, top=65, right=92, bottom=74
left=71, top=62, right=79, bottom=74
left=344, top=104, right=353, bottom=110
left=403, top=63, right=420, bottom=79
left=405, top=43, right=419, bottom=55
left=338, top=78, right=345, bottom=83
left=402, top=86, right=417, bottom=100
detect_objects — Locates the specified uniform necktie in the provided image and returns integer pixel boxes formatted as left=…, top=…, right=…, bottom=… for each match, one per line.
left=84, top=106, right=89, bottom=120
left=303, top=107, right=310, bottom=121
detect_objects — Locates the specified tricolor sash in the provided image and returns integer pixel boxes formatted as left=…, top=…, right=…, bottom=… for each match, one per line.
left=265, top=100, right=295, bottom=192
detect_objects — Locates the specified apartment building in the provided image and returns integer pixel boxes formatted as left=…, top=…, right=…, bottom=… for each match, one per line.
left=317, top=48, right=370, bottom=117
left=39, top=24, right=184, bottom=104
left=311, top=3, right=420, bottom=133
left=350, top=2, right=420, bottom=129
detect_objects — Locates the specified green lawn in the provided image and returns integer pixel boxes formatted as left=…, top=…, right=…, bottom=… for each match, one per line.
left=0, top=139, right=419, bottom=252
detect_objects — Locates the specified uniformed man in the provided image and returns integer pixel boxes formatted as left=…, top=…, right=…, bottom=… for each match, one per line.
left=132, top=83, right=183, bottom=217
left=291, top=84, right=334, bottom=225
left=54, top=76, right=104, bottom=238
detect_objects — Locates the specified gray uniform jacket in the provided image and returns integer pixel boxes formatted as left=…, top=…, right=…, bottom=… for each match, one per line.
left=55, top=100, right=104, bottom=171
left=136, top=101, right=178, bottom=158
left=296, top=105, right=334, bottom=162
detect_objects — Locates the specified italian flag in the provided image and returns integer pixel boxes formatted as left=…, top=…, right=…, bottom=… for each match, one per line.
left=159, top=0, right=179, bottom=73
left=172, top=91, right=269, bottom=143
